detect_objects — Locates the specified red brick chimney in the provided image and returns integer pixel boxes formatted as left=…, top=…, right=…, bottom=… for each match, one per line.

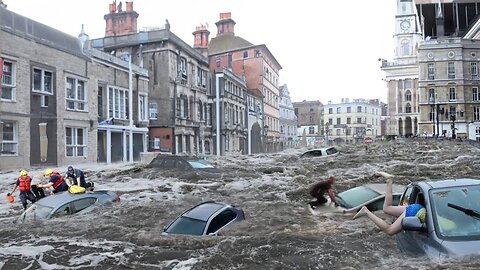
left=104, top=1, right=139, bottom=37
left=215, top=12, right=236, bottom=36
left=193, top=24, right=210, bottom=57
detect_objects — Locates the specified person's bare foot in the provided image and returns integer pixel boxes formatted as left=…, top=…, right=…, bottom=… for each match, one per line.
left=353, top=206, right=368, bottom=220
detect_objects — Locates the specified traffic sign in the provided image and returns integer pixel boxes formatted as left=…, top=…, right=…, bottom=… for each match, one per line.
left=364, top=137, right=373, bottom=144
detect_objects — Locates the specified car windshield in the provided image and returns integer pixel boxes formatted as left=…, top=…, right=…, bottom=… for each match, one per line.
left=188, top=159, right=214, bottom=169
left=336, top=186, right=380, bottom=209
left=165, top=216, right=207, bottom=235
left=430, top=185, right=480, bottom=239
left=18, top=204, right=54, bottom=222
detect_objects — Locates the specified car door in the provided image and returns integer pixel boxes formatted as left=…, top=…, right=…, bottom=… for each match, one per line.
left=205, top=209, right=238, bottom=235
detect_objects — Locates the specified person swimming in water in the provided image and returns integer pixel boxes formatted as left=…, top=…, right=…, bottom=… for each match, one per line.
left=352, top=171, right=426, bottom=236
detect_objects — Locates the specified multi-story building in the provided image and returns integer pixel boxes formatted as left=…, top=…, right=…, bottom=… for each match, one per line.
left=381, top=0, right=422, bottom=138
left=323, top=99, right=382, bottom=144
left=293, top=100, right=323, bottom=147
left=207, top=12, right=282, bottom=153
left=91, top=2, right=212, bottom=156
left=279, top=84, right=298, bottom=149
left=210, top=68, right=248, bottom=155
left=381, top=0, right=480, bottom=139
left=0, top=5, right=149, bottom=170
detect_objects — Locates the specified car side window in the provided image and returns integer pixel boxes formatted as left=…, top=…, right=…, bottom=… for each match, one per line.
left=176, top=160, right=190, bottom=170
left=72, top=198, right=97, bottom=213
left=400, top=185, right=414, bottom=206
left=326, top=148, right=337, bottom=155
left=52, top=203, right=72, bottom=218
left=367, top=199, right=384, bottom=212
left=163, top=159, right=175, bottom=168
left=206, top=209, right=237, bottom=235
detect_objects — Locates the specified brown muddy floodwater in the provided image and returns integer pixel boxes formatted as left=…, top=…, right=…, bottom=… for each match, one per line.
left=1, top=138, right=480, bottom=269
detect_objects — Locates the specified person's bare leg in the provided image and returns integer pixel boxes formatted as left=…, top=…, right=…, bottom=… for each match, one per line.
left=353, top=206, right=405, bottom=236
left=376, top=171, right=405, bottom=217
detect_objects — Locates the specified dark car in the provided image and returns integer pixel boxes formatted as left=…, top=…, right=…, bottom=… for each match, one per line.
left=396, top=178, right=480, bottom=258
left=16, top=190, right=120, bottom=223
left=162, top=201, right=245, bottom=236
left=312, top=183, right=404, bottom=214
left=300, top=146, right=338, bottom=158
left=147, top=155, right=223, bottom=178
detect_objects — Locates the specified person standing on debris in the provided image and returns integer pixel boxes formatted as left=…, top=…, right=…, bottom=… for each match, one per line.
left=308, top=176, right=338, bottom=209
left=352, top=171, right=426, bottom=236
left=30, top=171, right=46, bottom=200
left=8, top=170, right=36, bottom=210
left=39, top=168, right=68, bottom=193
left=64, top=166, right=94, bottom=190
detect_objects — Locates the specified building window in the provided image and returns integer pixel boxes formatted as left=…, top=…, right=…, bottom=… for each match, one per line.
left=108, top=86, right=129, bottom=120
left=474, top=106, right=480, bottom=121
left=139, top=95, right=148, bottom=121
left=215, top=56, right=221, bottom=68
left=428, top=88, right=435, bottom=102
left=197, top=67, right=207, bottom=88
left=336, top=107, right=341, bottom=114
left=401, top=39, right=410, bottom=56
left=473, top=87, right=478, bottom=101
left=447, top=62, right=455, bottom=79
left=449, top=87, right=456, bottom=101
left=405, top=90, right=412, bottom=101
left=357, top=106, right=362, bottom=113
left=243, top=51, right=248, bottom=59
left=149, top=102, right=158, bottom=119
left=336, top=129, right=341, bottom=135
left=153, top=137, right=160, bottom=149
left=328, top=108, right=333, bottom=114
left=1, top=121, right=18, bottom=155
left=347, top=107, right=351, bottom=113
left=472, top=63, right=478, bottom=79
left=309, top=126, right=314, bottom=134
left=66, top=127, right=86, bottom=157
left=347, top=117, right=351, bottom=124
left=357, top=117, right=362, bottom=124
left=405, top=103, right=412, bottom=113
left=33, top=68, right=53, bottom=94
left=1, top=60, right=16, bottom=101
left=336, top=118, right=341, bottom=125
left=66, top=77, right=87, bottom=111
left=328, top=118, right=333, bottom=125
left=427, top=63, right=435, bottom=80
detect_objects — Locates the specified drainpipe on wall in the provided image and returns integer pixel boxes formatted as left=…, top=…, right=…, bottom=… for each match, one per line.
left=215, top=72, right=223, bottom=157
left=128, top=54, right=134, bottom=162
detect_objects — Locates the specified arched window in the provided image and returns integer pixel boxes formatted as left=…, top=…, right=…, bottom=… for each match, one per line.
left=405, top=103, right=412, bottom=113
left=405, top=90, right=412, bottom=101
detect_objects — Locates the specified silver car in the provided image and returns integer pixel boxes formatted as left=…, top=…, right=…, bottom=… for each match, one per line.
left=300, top=147, right=338, bottom=158
left=163, top=201, right=245, bottom=236
left=16, top=190, right=120, bottom=222
left=397, top=178, right=480, bottom=258
left=336, top=183, right=404, bottom=213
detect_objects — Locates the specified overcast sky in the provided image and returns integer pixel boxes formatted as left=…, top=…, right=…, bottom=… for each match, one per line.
left=6, top=0, right=396, bottom=104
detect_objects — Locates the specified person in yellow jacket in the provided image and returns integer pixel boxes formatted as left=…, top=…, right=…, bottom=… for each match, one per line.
left=8, top=170, right=37, bottom=210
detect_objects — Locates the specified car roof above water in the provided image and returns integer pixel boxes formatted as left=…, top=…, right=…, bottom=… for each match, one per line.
left=182, top=202, right=226, bottom=221
left=36, top=191, right=112, bottom=208
left=419, top=178, right=480, bottom=189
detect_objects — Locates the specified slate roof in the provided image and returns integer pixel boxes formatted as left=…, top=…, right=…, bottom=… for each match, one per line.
left=208, top=34, right=253, bottom=55
left=0, top=6, right=88, bottom=60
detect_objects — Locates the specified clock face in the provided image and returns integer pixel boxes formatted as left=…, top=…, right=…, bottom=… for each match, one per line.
left=400, top=19, right=411, bottom=31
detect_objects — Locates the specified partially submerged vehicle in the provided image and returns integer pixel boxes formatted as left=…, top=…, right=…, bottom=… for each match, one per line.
left=162, top=201, right=245, bottom=236
left=312, top=183, right=404, bottom=214
left=397, top=178, right=480, bottom=258
left=300, top=147, right=338, bottom=158
left=16, top=190, right=120, bottom=222
left=147, top=155, right=223, bottom=178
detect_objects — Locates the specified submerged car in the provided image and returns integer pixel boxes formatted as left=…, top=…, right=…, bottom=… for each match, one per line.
left=300, top=146, right=338, bottom=158
left=162, top=201, right=245, bottom=236
left=147, top=155, right=223, bottom=178
left=396, top=178, right=480, bottom=258
left=336, top=183, right=404, bottom=213
left=16, top=190, right=120, bottom=222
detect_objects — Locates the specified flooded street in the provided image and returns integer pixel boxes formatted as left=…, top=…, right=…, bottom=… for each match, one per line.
left=1, top=139, right=480, bottom=269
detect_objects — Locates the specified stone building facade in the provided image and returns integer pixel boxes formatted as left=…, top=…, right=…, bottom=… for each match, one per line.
left=279, top=84, right=298, bottom=148
left=0, top=5, right=149, bottom=170
left=293, top=100, right=323, bottom=147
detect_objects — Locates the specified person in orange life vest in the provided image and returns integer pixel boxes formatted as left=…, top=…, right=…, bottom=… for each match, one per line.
left=38, top=168, right=68, bottom=193
left=8, top=170, right=37, bottom=210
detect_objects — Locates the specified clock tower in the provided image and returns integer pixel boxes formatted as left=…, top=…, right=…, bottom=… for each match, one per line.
left=394, top=0, right=422, bottom=59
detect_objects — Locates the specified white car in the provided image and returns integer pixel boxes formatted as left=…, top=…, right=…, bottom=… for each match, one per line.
left=300, top=146, right=338, bottom=158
